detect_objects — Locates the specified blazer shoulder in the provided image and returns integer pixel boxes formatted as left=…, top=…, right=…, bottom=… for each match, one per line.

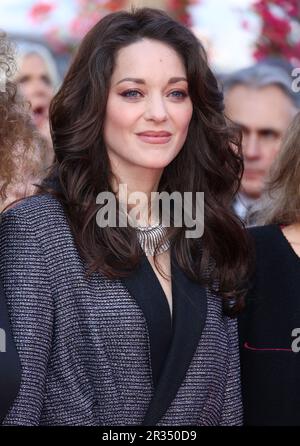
left=0, top=194, right=67, bottom=231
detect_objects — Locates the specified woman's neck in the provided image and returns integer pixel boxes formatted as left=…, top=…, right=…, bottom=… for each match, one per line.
left=110, top=165, right=164, bottom=226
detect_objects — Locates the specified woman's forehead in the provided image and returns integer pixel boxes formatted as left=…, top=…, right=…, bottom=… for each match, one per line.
left=111, top=40, right=187, bottom=84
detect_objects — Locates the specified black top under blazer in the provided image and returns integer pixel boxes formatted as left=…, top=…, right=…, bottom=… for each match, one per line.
left=239, top=224, right=300, bottom=426
left=0, top=194, right=242, bottom=426
left=0, top=280, right=21, bottom=423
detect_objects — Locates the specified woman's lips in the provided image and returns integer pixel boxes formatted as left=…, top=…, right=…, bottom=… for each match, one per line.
left=32, top=106, right=47, bottom=128
left=244, top=170, right=262, bottom=179
left=136, top=132, right=172, bottom=145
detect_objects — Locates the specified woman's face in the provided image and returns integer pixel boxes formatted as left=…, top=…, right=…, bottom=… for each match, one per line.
left=16, top=53, right=54, bottom=130
left=103, top=39, right=193, bottom=172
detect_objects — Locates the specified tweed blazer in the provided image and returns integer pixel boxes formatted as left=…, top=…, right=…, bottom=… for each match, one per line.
left=0, top=194, right=242, bottom=426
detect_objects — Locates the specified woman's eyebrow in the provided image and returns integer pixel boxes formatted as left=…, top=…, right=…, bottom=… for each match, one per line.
left=115, top=76, right=188, bottom=86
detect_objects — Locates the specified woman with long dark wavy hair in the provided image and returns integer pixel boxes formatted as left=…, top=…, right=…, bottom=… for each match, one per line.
left=0, top=8, right=251, bottom=425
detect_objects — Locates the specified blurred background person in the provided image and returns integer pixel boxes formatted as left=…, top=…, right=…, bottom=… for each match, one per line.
left=0, top=32, right=22, bottom=424
left=223, top=63, right=300, bottom=223
left=13, top=42, right=60, bottom=166
left=0, top=33, right=49, bottom=212
left=239, top=111, right=300, bottom=425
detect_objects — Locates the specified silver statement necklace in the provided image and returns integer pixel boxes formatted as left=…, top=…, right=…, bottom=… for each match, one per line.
left=135, top=222, right=170, bottom=256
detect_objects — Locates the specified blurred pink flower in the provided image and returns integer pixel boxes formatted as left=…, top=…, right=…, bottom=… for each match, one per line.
left=29, top=0, right=194, bottom=53
left=29, top=1, right=56, bottom=23
left=252, top=0, right=300, bottom=65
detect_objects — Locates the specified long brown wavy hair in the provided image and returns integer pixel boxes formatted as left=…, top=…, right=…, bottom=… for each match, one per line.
left=0, top=32, right=48, bottom=210
left=40, top=7, right=252, bottom=315
left=251, top=111, right=300, bottom=226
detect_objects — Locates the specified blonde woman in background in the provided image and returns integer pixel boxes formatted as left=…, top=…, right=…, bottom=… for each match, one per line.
left=239, top=111, right=300, bottom=425
left=13, top=41, right=60, bottom=166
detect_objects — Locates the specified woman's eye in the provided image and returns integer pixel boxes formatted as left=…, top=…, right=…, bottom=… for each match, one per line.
left=169, top=90, right=187, bottom=98
left=120, top=90, right=188, bottom=99
left=121, top=90, right=142, bottom=98
left=18, top=75, right=30, bottom=84
left=41, top=75, right=52, bottom=86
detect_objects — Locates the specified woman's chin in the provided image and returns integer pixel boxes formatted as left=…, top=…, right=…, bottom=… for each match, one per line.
left=136, top=154, right=178, bottom=170
left=137, top=161, right=173, bottom=170
left=32, top=115, right=46, bottom=130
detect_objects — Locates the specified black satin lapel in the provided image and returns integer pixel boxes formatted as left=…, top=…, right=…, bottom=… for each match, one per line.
left=142, top=251, right=207, bottom=426
left=121, top=254, right=172, bottom=388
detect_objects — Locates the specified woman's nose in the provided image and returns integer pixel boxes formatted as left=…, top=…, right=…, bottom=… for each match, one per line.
left=30, top=78, right=52, bottom=97
left=143, top=94, right=168, bottom=122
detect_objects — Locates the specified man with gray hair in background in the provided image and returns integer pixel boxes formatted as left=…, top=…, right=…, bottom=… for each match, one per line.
left=223, top=63, right=300, bottom=223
